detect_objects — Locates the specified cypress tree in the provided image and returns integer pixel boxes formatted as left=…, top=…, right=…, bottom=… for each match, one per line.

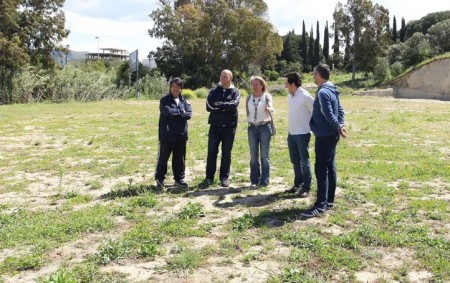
left=392, top=16, right=397, bottom=43
left=308, top=25, right=314, bottom=70
left=314, top=21, right=320, bottom=66
left=301, top=20, right=307, bottom=70
left=323, top=21, right=330, bottom=66
left=400, top=17, right=406, bottom=42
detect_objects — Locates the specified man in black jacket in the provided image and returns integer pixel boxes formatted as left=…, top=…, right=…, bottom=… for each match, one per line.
left=155, top=77, right=192, bottom=189
left=203, top=69, right=240, bottom=187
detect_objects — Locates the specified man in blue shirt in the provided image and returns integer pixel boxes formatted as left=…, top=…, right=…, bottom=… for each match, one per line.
left=301, top=64, right=348, bottom=218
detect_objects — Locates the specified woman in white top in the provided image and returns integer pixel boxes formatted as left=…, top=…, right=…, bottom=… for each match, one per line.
left=245, top=76, right=274, bottom=188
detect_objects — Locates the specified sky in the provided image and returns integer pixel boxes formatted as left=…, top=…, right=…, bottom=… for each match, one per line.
left=62, top=0, right=450, bottom=60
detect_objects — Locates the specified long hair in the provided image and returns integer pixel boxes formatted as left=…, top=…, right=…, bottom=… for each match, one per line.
left=249, top=75, right=268, bottom=93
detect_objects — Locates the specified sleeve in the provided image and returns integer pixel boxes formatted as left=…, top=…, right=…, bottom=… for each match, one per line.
left=318, top=91, right=339, bottom=131
left=160, top=97, right=181, bottom=117
left=305, top=91, right=314, bottom=117
left=206, top=88, right=219, bottom=112
left=217, top=89, right=240, bottom=111
left=337, top=99, right=345, bottom=129
left=181, top=100, right=192, bottom=120
left=266, top=93, right=274, bottom=112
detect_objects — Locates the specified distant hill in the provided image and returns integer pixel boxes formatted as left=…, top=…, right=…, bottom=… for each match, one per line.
left=67, top=50, right=88, bottom=61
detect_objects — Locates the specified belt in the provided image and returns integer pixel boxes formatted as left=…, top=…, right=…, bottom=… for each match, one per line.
left=249, top=121, right=270, bottom=126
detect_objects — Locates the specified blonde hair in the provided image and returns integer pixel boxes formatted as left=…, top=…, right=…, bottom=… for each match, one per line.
left=249, top=76, right=268, bottom=93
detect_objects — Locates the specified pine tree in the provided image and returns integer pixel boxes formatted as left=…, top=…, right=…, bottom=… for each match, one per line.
left=308, top=25, right=314, bottom=70
left=400, top=17, right=406, bottom=42
left=392, top=16, right=397, bottom=43
left=301, top=20, right=307, bottom=70
left=314, top=21, right=320, bottom=66
left=323, top=21, right=330, bottom=66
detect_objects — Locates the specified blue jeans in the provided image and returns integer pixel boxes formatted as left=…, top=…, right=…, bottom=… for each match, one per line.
left=314, top=134, right=339, bottom=210
left=206, top=125, right=237, bottom=180
left=287, top=133, right=311, bottom=190
left=248, top=123, right=272, bottom=186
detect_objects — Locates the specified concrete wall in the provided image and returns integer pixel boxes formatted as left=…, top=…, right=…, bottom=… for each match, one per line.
left=392, top=58, right=450, bottom=101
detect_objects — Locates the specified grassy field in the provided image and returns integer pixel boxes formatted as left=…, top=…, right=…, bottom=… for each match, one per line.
left=0, top=95, right=449, bottom=283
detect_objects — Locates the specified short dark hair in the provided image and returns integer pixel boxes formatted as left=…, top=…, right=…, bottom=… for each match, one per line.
left=314, top=64, right=330, bottom=80
left=169, top=77, right=183, bottom=89
left=284, top=72, right=302, bottom=87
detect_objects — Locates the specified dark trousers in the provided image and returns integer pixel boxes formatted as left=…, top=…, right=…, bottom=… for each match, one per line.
left=314, top=134, right=339, bottom=210
left=206, top=125, right=236, bottom=180
left=155, top=140, right=186, bottom=182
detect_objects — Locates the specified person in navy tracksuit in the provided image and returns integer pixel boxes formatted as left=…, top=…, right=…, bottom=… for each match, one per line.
left=155, top=77, right=192, bottom=189
left=202, top=69, right=240, bottom=188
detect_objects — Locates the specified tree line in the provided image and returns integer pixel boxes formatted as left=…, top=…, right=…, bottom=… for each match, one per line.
left=1, top=0, right=450, bottom=104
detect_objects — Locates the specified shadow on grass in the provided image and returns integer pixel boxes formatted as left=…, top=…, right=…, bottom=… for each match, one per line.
left=252, top=206, right=306, bottom=228
left=99, top=183, right=157, bottom=200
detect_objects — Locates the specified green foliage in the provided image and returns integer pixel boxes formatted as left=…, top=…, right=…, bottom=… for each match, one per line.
left=405, top=10, right=450, bottom=38
left=179, top=202, right=205, bottom=219
left=264, top=70, right=280, bottom=81
left=95, top=239, right=130, bottom=265
left=167, top=248, right=205, bottom=272
left=269, top=267, right=322, bottom=283
left=41, top=269, right=78, bottom=283
left=41, top=263, right=127, bottom=283
left=149, top=0, right=283, bottom=88
left=231, top=214, right=255, bottom=231
left=181, top=89, right=196, bottom=99
left=0, top=0, right=68, bottom=103
left=373, top=57, right=391, bottom=82
left=0, top=205, right=114, bottom=249
left=194, top=87, right=209, bottom=99
left=240, top=89, right=248, bottom=98
left=390, top=61, right=404, bottom=77
left=427, top=19, right=450, bottom=53
left=139, top=72, right=168, bottom=99
left=333, top=0, right=391, bottom=77
left=0, top=253, right=45, bottom=273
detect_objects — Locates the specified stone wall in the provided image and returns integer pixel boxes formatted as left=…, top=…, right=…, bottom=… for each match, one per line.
left=391, top=58, right=450, bottom=101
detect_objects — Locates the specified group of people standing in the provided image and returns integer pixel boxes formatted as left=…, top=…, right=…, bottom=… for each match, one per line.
left=154, top=64, right=347, bottom=219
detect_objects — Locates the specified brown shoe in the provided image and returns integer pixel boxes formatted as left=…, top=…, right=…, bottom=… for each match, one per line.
left=297, top=190, right=309, bottom=198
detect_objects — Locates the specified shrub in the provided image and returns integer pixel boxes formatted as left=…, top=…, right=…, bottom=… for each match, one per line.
left=268, top=84, right=288, bottom=96
left=391, top=61, right=404, bottom=77
left=264, top=70, right=280, bottom=81
left=373, top=57, right=391, bottom=82
left=240, top=89, right=248, bottom=97
left=194, top=87, right=209, bottom=99
left=139, top=73, right=168, bottom=99
left=181, top=89, right=196, bottom=99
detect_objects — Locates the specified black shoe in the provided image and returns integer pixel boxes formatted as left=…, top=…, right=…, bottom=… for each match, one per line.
left=249, top=184, right=259, bottom=189
left=285, top=186, right=299, bottom=193
left=156, top=180, right=165, bottom=189
left=220, top=178, right=230, bottom=187
left=301, top=207, right=325, bottom=219
left=297, top=189, right=310, bottom=198
left=175, top=180, right=188, bottom=188
left=198, top=179, right=213, bottom=189
left=327, top=203, right=335, bottom=210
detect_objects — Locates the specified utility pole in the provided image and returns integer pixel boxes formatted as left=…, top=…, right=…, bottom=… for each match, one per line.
left=95, top=36, right=99, bottom=59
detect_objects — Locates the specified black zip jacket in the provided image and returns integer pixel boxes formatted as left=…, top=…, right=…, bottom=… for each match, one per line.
left=206, top=84, right=240, bottom=127
left=158, top=93, right=192, bottom=141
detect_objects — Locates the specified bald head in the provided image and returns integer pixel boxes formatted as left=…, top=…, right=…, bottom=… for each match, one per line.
left=220, top=69, right=233, bottom=89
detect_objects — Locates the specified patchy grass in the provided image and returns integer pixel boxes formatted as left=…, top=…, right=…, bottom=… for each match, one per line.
left=0, top=96, right=448, bottom=282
